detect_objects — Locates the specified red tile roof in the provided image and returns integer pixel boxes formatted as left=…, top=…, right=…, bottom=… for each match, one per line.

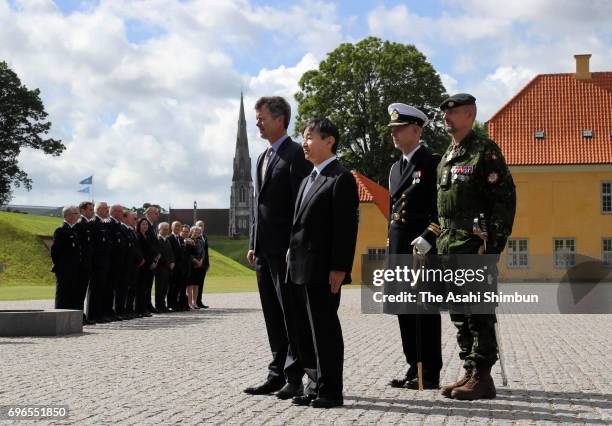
left=488, top=72, right=612, bottom=165
left=351, top=171, right=390, bottom=219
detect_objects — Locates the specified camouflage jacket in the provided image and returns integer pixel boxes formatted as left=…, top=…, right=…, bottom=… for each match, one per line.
left=436, top=130, right=516, bottom=255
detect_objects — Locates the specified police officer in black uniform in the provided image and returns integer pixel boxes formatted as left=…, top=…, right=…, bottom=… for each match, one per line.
left=51, top=206, right=81, bottom=310
left=74, top=201, right=94, bottom=324
left=88, top=202, right=113, bottom=322
left=386, top=103, right=443, bottom=389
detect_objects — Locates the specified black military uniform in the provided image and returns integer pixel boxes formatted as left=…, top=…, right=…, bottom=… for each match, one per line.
left=385, top=103, right=443, bottom=389
left=109, top=217, right=129, bottom=316
left=73, top=215, right=93, bottom=313
left=122, top=223, right=143, bottom=316
left=88, top=216, right=112, bottom=321
left=51, top=221, right=81, bottom=309
left=143, top=219, right=161, bottom=312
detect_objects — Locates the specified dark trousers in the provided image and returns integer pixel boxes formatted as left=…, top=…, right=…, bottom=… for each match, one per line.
left=255, top=255, right=303, bottom=385
left=397, top=313, right=443, bottom=382
left=54, top=271, right=77, bottom=310
left=137, top=268, right=154, bottom=313
left=123, top=265, right=139, bottom=313
left=155, top=266, right=171, bottom=309
left=196, top=268, right=207, bottom=305
left=112, top=266, right=128, bottom=314
left=76, top=263, right=91, bottom=311
left=167, top=269, right=185, bottom=308
left=87, top=261, right=110, bottom=320
left=292, top=282, right=343, bottom=399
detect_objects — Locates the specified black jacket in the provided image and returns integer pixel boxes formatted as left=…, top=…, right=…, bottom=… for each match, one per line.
left=388, top=145, right=441, bottom=255
left=51, top=222, right=81, bottom=277
left=250, top=137, right=312, bottom=256
left=287, top=159, right=359, bottom=285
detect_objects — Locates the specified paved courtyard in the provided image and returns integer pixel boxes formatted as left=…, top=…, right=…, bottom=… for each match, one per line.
left=1, top=288, right=611, bottom=425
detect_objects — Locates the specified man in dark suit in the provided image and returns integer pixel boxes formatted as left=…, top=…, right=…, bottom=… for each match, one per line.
left=155, top=222, right=175, bottom=312
left=144, top=206, right=161, bottom=313
left=288, top=118, right=359, bottom=408
left=122, top=209, right=143, bottom=317
left=87, top=202, right=113, bottom=322
left=195, top=220, right=210, bottom=308
left=244, top=96, right=312, bottom=399
left=168, top=221, right=185, bottom=311
left=74, top=201, right=94, bottom=324
left=110, top=204, right=129, bottom=318
left=51, top=206, right=81, bottom=310
left=386, top=103, right=443, bottom=390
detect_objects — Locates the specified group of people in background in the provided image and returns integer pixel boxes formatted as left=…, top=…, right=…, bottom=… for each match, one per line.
left=50, top=203, right=210, bottom=325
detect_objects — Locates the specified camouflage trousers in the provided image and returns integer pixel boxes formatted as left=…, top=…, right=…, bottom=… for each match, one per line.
left=450, top=312, right=498, bottom=368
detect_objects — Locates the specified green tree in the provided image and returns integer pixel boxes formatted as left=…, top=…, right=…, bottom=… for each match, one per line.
left=0, top=61, right=64, bottom=205
left=473, top=120, right=489, bottom=139
left=294, top=37, right=450, bottom=187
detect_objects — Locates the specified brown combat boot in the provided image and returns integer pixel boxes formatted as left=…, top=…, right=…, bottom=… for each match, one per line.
left=440, top=368, right=472, bottom=398
left=450, top=365, right=496, bottom=400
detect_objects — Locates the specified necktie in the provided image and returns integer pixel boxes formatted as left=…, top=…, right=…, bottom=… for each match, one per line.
left=261, top=148, right=273, bottom=180
left=298, top=169, right=318, bottom=211
left=401, top=158, right=408, bottom=174
left=304, top=169, right=318, bottom=194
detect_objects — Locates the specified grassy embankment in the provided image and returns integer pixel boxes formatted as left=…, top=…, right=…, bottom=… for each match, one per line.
left=0, top=211, right=256, bottom=301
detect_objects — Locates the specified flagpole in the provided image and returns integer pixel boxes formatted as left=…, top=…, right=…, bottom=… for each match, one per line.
left=91, top=175, right=94, bottom=204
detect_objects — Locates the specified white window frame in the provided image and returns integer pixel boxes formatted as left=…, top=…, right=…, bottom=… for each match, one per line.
left=602, top=181, right=612, bottom=214
left=506, top=238, right=529, bottom=269
left=554, top=238, right=576, bottom=269
left=603, top=238, right=612, bottom=268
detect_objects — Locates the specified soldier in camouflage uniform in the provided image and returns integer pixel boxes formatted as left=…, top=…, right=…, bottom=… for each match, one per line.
left=436, top=93, right=516, bottom=400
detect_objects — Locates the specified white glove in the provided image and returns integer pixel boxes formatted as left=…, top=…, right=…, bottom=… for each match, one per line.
left=411, top=236, right=431, bottom=255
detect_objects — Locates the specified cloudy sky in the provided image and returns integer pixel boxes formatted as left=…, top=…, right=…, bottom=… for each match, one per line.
left=2, top=0, right=611, bottom=209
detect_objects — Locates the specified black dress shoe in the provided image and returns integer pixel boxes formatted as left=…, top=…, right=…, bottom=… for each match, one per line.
left=276, top=383, right=303, bottom=400
left=403, top=378, right=440, bottom=390
left=310, top=396, right=343, bottom=408
left=389, top=366, right=417, bottom=388
left=244, top=382, right=284, bottom=395
left=292, top=394, right=316, bottom=406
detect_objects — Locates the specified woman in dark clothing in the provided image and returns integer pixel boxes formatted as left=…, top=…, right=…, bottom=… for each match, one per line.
left=187, top=226, right=204, bottom=309
left=136, top=218, right=157, bottom=315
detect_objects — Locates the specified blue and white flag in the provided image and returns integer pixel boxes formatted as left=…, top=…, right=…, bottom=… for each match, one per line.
left=79, top=176, right=93, bottom=185
left=78, top=187, right=90, bottom=194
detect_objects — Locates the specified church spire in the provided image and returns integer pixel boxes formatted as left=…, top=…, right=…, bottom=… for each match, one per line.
left=232, top=91, right=251, bottom=182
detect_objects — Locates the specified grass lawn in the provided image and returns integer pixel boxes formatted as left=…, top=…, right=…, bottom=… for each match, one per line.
left=0, top=276, right=258, bottom=301
left=207, top=235, right=253, bottom=269
left=0, top=211, right=255, bottom=299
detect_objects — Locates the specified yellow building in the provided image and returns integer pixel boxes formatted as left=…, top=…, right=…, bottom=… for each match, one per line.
left=350, top=171, right=389, bottom=284
left=489, top=54, right=612, bottom=281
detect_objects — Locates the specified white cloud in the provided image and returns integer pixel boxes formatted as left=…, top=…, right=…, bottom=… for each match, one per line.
left=367, top=0, right=612, bottom=120
left=0, top=0, right=341, bottom=209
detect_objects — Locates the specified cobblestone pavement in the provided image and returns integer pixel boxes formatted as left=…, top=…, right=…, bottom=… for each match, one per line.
left=1, top=288, right=611, bottom=425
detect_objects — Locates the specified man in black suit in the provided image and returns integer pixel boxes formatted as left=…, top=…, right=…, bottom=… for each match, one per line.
left=144, top=206, right=161, bottom=313
left=168, top=221, right=185, bottom=311
left=155, top=222, right=175, bottom=312
left=288, top=118, right=359, bottom=408
left=74, top=201, right=94, bottom=324
left=51, top=205, right=81, bottom=310
left=87, top=202, right=113, bottom=322
left=195, top=220, right=210, bottom=308
left=110, top=204, right=129, bottom=318
left=386, top=103, right=443, bottom=390
left=244, top=96, right=312, bottom=399
left=122, top=209, right=143, bottom=317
